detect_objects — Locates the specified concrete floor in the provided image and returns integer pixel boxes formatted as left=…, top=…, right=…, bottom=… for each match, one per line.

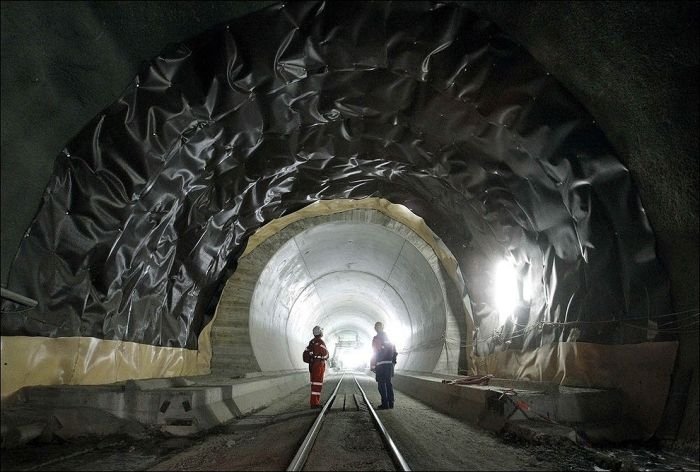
left=2, top=371, right=699, bottom=471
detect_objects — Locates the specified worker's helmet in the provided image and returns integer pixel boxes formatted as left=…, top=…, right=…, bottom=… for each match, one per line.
left=374, top=321, right=384, bottom=332
left=313, top=325, right=323, bottom=336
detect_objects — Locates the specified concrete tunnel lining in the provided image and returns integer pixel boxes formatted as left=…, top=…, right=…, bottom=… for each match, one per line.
left=278, top=270, right=413, bottom=366
left=212, top=204, right=470, bottom=377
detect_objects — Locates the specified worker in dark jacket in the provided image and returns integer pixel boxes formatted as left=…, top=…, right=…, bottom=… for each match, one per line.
left=370, top=321, right=397, bottom=409
left=304, top=325, right=329, bottom=408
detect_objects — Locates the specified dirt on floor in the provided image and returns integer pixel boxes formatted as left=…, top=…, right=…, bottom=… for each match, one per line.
left=2, top=375, right=699, bottom=471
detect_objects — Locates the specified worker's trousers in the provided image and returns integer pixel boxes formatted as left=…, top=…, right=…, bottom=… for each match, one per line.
left=309, top=361, right=326, bottom=407
left=375, top=363, right=394, bottom=407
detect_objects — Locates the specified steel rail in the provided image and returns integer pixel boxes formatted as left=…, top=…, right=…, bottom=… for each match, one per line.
left=286, top=373, right=345, bottom=471
left=354, top=375, right=411, bottom=472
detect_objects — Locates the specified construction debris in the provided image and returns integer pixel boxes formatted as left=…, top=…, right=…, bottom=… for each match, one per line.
left=441, top=374, right=494, bottom=386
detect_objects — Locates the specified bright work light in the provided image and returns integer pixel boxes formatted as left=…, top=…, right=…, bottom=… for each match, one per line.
left=494, top=260, right=518, bottom=326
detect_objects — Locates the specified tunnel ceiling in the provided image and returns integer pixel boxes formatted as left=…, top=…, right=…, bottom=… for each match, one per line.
left=0, top=1, right=695, bottom=360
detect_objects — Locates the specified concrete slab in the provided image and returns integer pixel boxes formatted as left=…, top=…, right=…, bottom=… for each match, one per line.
left=352, top=394, right=362, bottom=411
left=1, top=371, right=310, bottom=446
left=392, top=371, right=629, bottom=444
left=0, top=370, right=632, bottom=448
left=330, top=394, right=345, bottom=411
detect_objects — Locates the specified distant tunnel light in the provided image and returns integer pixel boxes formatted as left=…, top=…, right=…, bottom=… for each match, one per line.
left=337, top=346, right=373, bottom=370
left=494, top=260, right=518, bottom=326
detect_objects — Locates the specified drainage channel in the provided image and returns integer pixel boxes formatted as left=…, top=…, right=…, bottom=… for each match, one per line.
left=287, top=374, right=410, bottom=471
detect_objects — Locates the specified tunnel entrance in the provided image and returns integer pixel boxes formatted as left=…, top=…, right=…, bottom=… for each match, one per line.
left=209, top=199, right=472, bottom=378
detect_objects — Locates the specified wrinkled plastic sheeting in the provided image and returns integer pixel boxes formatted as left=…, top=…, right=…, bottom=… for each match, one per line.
left=1, top=1, right=670, bottom=355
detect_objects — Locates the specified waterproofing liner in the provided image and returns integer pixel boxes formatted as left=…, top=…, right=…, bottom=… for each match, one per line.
left=1, top=1, right=673, bottom=406
left=2, top=197, right=464, bottom=397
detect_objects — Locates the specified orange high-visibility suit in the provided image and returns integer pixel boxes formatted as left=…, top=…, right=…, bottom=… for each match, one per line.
left=305, top=336, right=329, bottom=407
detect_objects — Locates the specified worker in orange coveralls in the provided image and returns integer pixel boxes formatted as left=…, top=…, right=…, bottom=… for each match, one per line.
left=305, top=325, right=329, bottom=408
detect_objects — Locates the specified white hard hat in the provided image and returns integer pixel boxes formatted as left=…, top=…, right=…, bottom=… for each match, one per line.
left=313, top=325, right=323, bottom=336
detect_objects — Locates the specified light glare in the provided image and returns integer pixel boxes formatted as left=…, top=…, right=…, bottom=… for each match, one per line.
left=391, top=324, right=411, bottom=351
left=494, top=261, right=518, bottom=326
left=522, top=272, right=532, bottom=303
left=338, top=346, right=373, bottom=370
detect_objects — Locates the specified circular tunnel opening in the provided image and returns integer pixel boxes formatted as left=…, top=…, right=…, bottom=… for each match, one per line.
left=211, top=202, right=471, bottom=377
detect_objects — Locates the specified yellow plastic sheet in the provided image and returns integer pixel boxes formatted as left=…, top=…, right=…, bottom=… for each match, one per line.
left=474, top=341, right=679, bottom=439
left=1, top=336, right=206, bottom=398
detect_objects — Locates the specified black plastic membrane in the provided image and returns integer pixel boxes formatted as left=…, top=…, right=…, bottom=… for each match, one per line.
left=1, top=1, right=670, bottom=357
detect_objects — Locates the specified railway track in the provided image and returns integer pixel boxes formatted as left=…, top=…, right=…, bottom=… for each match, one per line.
left=287, top=374, right=410, bottom=471
left=8, top=375, right=410, bottom=471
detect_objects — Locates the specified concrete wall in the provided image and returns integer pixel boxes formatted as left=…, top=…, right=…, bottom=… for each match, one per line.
left=211, top=208, right=470, bottom=377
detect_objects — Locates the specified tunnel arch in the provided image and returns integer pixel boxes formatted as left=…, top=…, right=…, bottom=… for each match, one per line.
left=1, top=2, right=672, bottom=400
left=210, top=200, right=472, bottom=377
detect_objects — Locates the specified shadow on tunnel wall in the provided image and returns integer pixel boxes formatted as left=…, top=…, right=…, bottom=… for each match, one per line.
left=0, top=0, right=696, bottom=446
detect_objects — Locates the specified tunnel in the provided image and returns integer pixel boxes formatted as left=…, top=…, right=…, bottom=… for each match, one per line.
left=1, top=0, right=698, bottom=465
left=210, top=201, right=471, bottom=377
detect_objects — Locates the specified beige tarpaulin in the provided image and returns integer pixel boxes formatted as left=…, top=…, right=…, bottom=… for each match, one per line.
left=1, top=336, right=206, bottom=399
left=474, top=340, right=679, bottom=439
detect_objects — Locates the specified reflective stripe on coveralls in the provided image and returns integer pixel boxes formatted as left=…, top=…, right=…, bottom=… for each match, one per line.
left=310, top=360, right=326, bottom=405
